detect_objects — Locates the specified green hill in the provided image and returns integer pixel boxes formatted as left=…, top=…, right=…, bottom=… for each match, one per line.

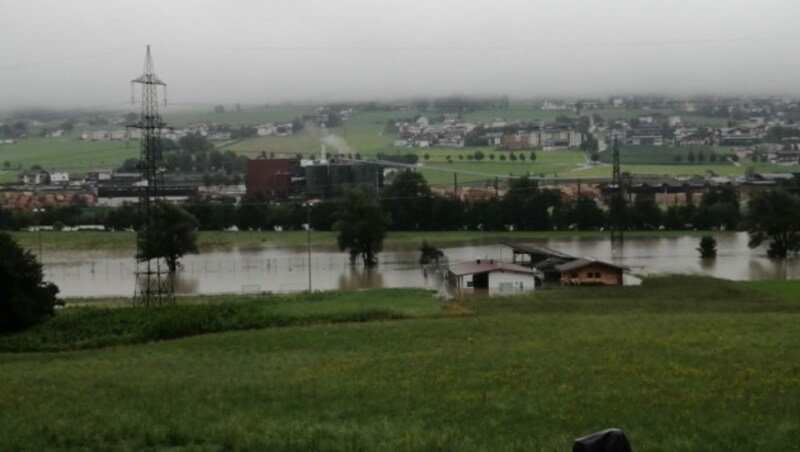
left=1, top=276, right=799, bottom=450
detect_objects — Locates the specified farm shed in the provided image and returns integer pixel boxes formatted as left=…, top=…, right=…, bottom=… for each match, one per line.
left=502, top=242, right=577, bottom=282
left=448, top=259, right=543, bottom=296
left=555, top=258, right=626, bottom=286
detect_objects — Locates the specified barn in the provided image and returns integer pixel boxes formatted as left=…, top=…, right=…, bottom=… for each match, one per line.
left=448, top=259, right=543, bottom=296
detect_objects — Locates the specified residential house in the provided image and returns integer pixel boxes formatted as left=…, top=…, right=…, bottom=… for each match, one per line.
left=86, top=169, right=113, bottom=182
left=257, top=124, right=277, bottom=136
left=628, top=126, right=666, bottom=146
left=555, top=258, right=625, bottom=286
left=443, top=113, right=459, bottom=124
left=19, top=170, right=49, bottom=185
left=501, top=133, right=531, bottom=150
left=49, top=172, right=69, bottom=184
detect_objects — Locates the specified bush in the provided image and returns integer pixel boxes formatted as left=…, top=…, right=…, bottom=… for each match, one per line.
left=0, top=232, right=60, bottom=333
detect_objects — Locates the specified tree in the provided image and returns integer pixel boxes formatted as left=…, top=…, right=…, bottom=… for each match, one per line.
left=292, top=117, right=305, bottom=132
left=580, top=133, right=599, bottom=152
left=503, top=177, right=560, bottom=230
left=577, top=116, right=591, bottom=134
left=137, top=202, right=199, bottom=273
left=474, top=150, right=485, bottom=161
left=0, top=232, right=60, bottom=333
left=745, top=189, right=800, bottom=258
left=334, top=187, right=388, bottom=267
left=382, top=171, right=431, bottom=230
left=697, top=236, right=717, bottom=258
left=419, top=240, right=444, bottom=265
left=529, top=151, right=537, bottom=161
left=695, top=186, right=740, bottom=230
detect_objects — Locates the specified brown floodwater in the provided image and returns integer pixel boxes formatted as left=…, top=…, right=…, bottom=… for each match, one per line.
left=42, top=232, right=799, bottom=298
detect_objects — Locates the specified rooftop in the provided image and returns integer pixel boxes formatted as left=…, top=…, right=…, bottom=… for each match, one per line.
left=448, top=260, right=543, bottom=277
left=554, top=258, right=627, bottom=273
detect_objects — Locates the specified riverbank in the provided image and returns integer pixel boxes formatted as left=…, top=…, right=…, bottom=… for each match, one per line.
left=10, top=229, right=718, bottom=251
left=1, top=276, right=799, bottom=450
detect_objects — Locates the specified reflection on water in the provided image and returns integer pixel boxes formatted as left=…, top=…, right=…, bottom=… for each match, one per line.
left=43, top=232, right=799, bottom=297
left=338, top=268, right=385, bottom=290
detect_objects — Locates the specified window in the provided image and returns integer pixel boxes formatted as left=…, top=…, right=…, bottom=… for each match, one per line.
left=586, top=272, right=593, bottom=278
left=571, top=272, right=578, bottom=278
left=595, top=272, right=601, bottom=278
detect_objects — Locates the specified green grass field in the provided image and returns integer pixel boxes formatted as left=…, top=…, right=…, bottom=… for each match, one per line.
left=162, top=105, right=314, bottom=127
left=1, top=276, right=798, bottom=450
left=0, top=137, right=136, bottom=182
left=0, top=105, right=781, bottom=186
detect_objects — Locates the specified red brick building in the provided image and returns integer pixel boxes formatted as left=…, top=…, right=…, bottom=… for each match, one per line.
left=245, top=158, right=300, bottom=198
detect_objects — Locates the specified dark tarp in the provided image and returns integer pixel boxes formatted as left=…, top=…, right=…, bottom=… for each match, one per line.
left=573, top=428, right=632, bottom=452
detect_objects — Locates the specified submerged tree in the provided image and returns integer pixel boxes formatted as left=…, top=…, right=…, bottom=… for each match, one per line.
left=334, top=186, right=388, bottom=267
left=745, top=189, right=800, bottom=259
left=0, top=232, right=60, bottom=333
left=137, top=202, right=199, bottom=273
left=418, top=240, right=445, bottom=265
left=697, top=235, right=717, bottom=258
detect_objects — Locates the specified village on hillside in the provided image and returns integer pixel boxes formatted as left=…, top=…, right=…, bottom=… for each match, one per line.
left=1, top=95, right=799, bottom=212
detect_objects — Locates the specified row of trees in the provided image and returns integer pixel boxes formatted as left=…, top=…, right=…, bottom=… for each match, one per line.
left=0, top=178, right=756, bottom=236
left=118, top=133, right=248, bottom=175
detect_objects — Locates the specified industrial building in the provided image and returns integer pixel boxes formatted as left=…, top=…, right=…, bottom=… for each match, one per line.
left=304, top=162, right=382, bottom=198
left=245, top=158, right=303, bottom=199
left=245, top=157, right=382, bottom=199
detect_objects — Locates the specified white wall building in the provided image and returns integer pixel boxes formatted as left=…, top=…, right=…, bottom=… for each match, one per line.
left=448, top=260, right=542, bottom=296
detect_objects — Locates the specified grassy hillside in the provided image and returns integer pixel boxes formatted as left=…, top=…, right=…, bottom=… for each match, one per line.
left=162, top=105, right=314, bottom=127
left=0, top=137, right=136, bottom=182
left=1, top=276, right=798, bottom=450
left=0, top=105, right=771, bottom=186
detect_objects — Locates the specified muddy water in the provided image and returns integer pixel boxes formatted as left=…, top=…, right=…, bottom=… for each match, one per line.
left=42, top=232, right=799, bottom=298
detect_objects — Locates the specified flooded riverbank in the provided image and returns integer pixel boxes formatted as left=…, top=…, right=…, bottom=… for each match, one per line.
left=43, top=232, right=799, bottom=297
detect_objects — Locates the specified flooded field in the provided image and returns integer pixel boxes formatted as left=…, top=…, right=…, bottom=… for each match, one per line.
left=43, top=232, right=800, bottom=298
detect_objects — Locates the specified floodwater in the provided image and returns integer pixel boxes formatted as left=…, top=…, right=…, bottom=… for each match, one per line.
left=42, top=232, right=799, bottom=298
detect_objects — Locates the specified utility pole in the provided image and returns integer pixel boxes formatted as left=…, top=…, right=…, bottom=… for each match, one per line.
left=610, top=137, right=624, bottom=244
left=130, top=45, right=174, bottom=307
left=307, top=203, right=313, bottom=292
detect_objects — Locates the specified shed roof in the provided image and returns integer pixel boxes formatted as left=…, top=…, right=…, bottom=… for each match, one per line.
left=554, top=258, right=627, bottom=272
left=448, top=260, right=542, bottom=277
left=501, top=242, right=576, bottom=260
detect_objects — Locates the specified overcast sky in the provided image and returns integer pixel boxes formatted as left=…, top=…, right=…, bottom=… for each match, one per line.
left=2, top=0, right=800, bottom=108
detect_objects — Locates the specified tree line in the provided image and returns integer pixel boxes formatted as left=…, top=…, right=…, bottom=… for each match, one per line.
left=1, top=172, right=798, bottom=261
left=0, top=175, right=766, bottom=235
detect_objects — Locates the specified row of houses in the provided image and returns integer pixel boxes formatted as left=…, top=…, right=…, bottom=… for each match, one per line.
left=392, top=115, right=476, bottom=148
left=80, top=129, right=143, bottom=141
left=492, top=125, right=582, bottom=150
left=17, top=167, right=126, bottom=187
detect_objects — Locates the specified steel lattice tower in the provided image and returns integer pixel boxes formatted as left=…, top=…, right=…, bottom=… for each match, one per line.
left=129, top=45, right=174, bottom=307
